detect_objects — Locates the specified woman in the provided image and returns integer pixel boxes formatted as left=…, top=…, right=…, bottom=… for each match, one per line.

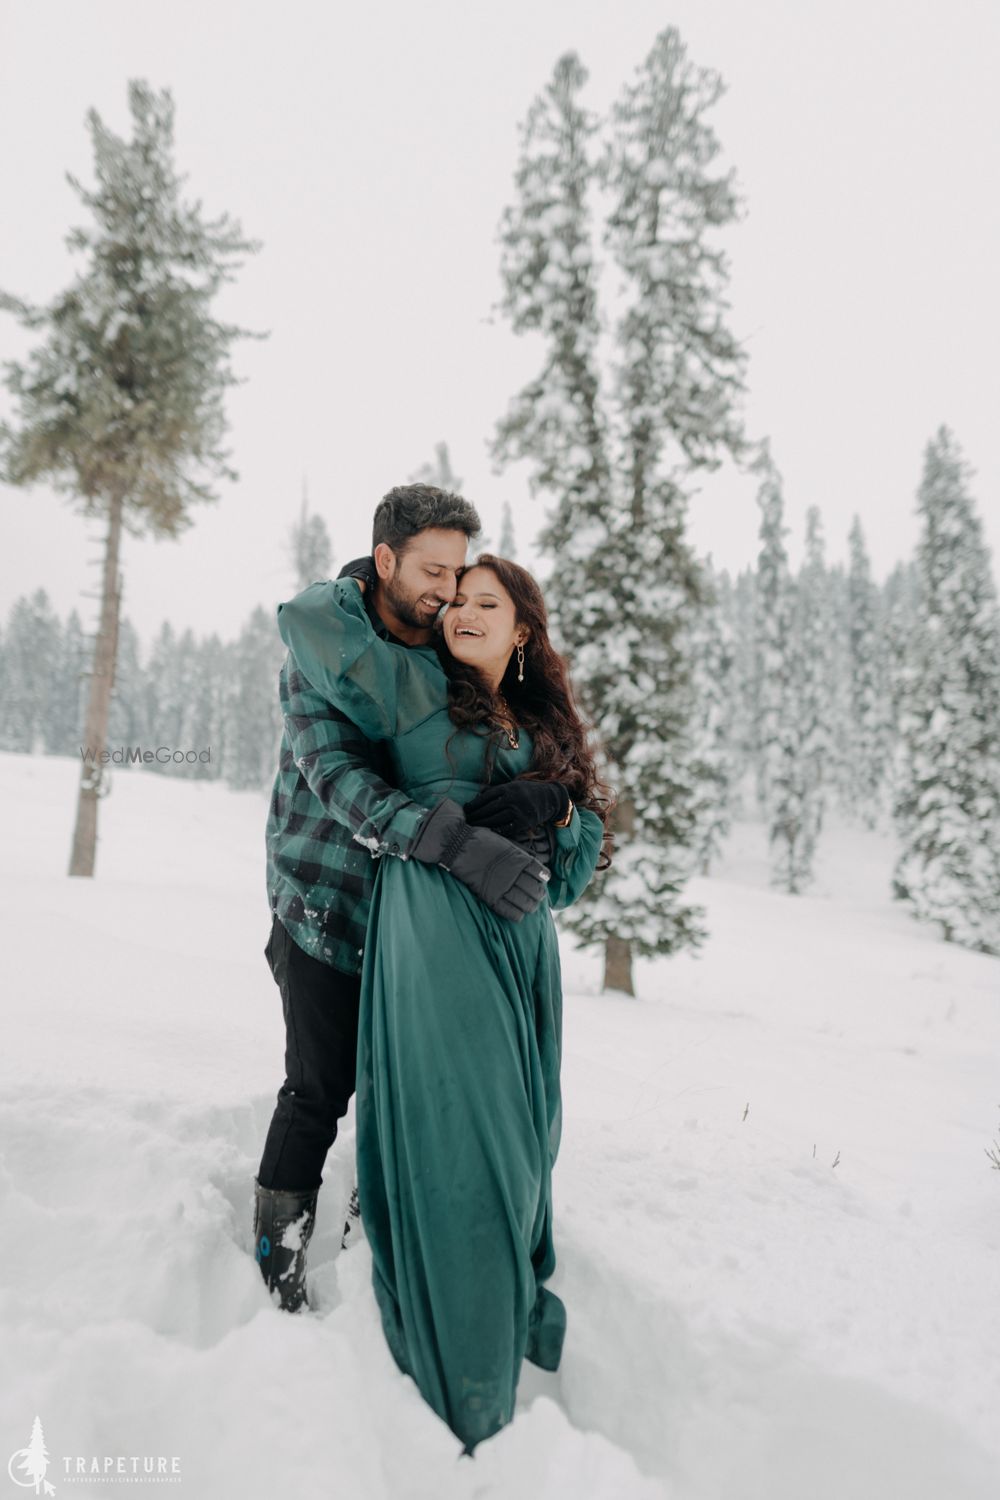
left=276, top=554, right=612, bottom=1453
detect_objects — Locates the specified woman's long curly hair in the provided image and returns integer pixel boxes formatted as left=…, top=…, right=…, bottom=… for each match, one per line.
left=434, top=553, right=615, bottom=869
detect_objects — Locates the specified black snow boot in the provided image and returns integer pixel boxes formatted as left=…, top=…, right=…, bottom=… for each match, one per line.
left=252, top=1178, right=319, bottom=1312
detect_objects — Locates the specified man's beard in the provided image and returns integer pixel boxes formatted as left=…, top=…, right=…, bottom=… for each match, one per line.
left=380, top=568, right=442, bottom=631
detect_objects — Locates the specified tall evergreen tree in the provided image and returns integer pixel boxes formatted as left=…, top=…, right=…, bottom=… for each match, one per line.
left=728, top=565, right=758, bottom=803
left=187, top=632, right=228, bottom=779
left=411, top=443, right=486, bottom=547
left=0, top=590, right=62, bottom=752
left=753, top=448, right=818, bottom=892
left=410, top=441, right=464, bottom=494
left=881, top=558, right=919, bottom=748
left=845, top=516, right=886, bottom=825
left=753, top=447, right=792, bottom=805
left=46, top=606, right=87, bottom=754
left=497, top=500, right=517, bottom=558
left=143, top=622, right=189, bottom=767
left=289, top=482, right=333, bottom=592
left=106, top=615, right=145, bottom=749
left=689, top=562, right=736, bottom=873
left=0, top=80, right=259, bottom=874
left=592, top=25, right=750, bottom=981
left=892, top=427, right=1000, bottom=954
left=493, top=31, right=748, bottom=992
left=795, top=505, right=833, bottom=837
left=825, top=558, right=853, bottom=814
left=223, top=607, right=284, bottom=790
left=492, top=51, right=624, bottom=977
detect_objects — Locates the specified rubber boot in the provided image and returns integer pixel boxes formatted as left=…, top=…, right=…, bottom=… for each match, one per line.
left=252, top=1178, right=319, bottom=1312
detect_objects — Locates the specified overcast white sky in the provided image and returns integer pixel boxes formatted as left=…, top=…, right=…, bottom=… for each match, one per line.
left=1, top=0, right=997, bottom=647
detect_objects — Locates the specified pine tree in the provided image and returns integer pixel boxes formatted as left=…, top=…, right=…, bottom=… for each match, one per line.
left=688, top=562, right=736, bottom=873
left=173, top=628, right=202, bottom=775
left=0, top=80, right=259, bottom=875
left=411, top=443, right=483, bottom=546
left=223, top=607, right=284, bottom=790
left=825, top=557, right=853, bottom=814
left=845, top=516, right=886, bottom=825
left=144, top=622, right=189, bottom=769
left=753, top=448, right=818, bottom=892
left=728, top=565, right=758, bottom=803
left=106, top=616, right=145, bottom=749
left=881, top=558, right=919, bottom=747
left=0, top=590, right=62, bottom=752
left=795, top=505, right=833, bottom=837
left=753, top=447, right=792, bottom=804
left=289, top=482, right=333, bottom=591
left=492, top=51, right=623, bottom=977
left=892, top=427, right=1000, bottom=954
left=187, top=632, right=228, bottom=779
left=46, top=606, right=87, bottom=754
left=411, top=440, right=463, bottom=493
left=493, top=32, right=748, bottom=992
left=497, top=500, right=517, bottom=558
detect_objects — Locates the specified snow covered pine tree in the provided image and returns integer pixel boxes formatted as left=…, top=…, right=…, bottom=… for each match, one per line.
left=892, top=426, right=1000, bottom=955
left=493, top=30, right=749, bottom=991
left=289, top=485, right=333, bottom=593
left=845, top=516, right=888, bottom=826
left=752, top=444, right=822, bottom=893
left=0, top=80, right=259, bottom=875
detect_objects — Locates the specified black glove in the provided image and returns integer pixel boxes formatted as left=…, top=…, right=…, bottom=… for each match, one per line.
left=337, top=555, right=378, bottom=590
left=409, top=798, right=549, bottom=922
left=464, top=780, right=570, bottom=838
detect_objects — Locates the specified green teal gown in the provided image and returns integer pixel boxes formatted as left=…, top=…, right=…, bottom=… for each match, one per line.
left=277, top=579, right=605, bottom=1452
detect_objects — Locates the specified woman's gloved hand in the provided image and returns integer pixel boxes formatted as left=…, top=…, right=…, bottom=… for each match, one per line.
left=464, top=780, right=571, bottom=838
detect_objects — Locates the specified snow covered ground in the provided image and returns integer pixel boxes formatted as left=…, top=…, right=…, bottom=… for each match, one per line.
left=1, top=751, right=998, bottom=1499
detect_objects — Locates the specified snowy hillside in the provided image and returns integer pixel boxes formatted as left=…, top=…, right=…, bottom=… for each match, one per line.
left=1, top=752, right=998, bottom=1499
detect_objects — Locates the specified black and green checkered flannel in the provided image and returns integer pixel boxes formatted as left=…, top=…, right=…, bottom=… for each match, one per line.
left=265, top=597, right=429, bottom=974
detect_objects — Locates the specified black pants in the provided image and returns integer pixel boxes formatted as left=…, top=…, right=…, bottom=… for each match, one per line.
left=256, top=914, right=361, bottom=1192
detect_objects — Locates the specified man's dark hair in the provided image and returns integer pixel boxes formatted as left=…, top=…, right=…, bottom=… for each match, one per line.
left=372, top=484, right=481, bottom=556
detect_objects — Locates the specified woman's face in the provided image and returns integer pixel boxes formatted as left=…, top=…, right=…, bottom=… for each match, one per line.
left=442, top=566, right=526, bottom=683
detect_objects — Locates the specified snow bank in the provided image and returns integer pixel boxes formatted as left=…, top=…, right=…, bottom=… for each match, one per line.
left=1, top=754, right=997, bottom=1498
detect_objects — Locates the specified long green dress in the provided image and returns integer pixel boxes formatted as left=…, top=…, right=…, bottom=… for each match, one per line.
left=277, top=578, right=605, bottom=1451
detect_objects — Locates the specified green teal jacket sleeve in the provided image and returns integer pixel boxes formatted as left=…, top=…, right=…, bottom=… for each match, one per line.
left=545, top=804, right=605, bottom=911
left=276, top=578, right=443, bottom=740
left=278, top=654, right=427, bottom=855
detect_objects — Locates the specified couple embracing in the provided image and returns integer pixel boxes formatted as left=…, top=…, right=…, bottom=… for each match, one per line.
left=254, top=483, right=613, bottom=1453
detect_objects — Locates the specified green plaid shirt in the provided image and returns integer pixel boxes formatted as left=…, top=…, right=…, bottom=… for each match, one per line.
left=265, top=594, right=430, bottom=974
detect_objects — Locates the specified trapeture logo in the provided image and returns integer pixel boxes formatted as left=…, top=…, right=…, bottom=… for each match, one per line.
left=7, top=1417, right=182, bottom=1490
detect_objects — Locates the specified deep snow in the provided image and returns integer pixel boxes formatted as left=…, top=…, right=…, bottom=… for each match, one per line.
left=1, top=752, right=998, bottom=1499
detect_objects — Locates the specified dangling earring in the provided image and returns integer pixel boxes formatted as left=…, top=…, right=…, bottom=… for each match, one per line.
left=516, top=643, right=525, bottom=683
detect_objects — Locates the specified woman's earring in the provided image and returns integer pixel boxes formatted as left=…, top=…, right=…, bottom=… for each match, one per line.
left=516, top=643, right=525, bottom=682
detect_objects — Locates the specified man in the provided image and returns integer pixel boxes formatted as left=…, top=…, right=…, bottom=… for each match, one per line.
left=254, top=484, right=550, bottom=1311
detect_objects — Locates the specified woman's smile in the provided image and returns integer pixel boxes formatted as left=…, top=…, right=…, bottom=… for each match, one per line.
left=440, top=565, right=533, bottom=697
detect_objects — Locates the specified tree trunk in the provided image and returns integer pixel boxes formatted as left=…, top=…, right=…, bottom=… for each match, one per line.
left=68, top=492, right=124, bottom=877
left=603, top=933, right=634, bottom=995
left=602, top=794, right=636, bottom=995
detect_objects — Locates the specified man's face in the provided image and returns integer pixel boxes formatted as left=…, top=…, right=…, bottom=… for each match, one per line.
left=380, top=527, right=469, bottom=630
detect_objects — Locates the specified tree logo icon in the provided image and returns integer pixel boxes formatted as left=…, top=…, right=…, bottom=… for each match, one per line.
left=7, top=1416, right=56, bottom=1494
